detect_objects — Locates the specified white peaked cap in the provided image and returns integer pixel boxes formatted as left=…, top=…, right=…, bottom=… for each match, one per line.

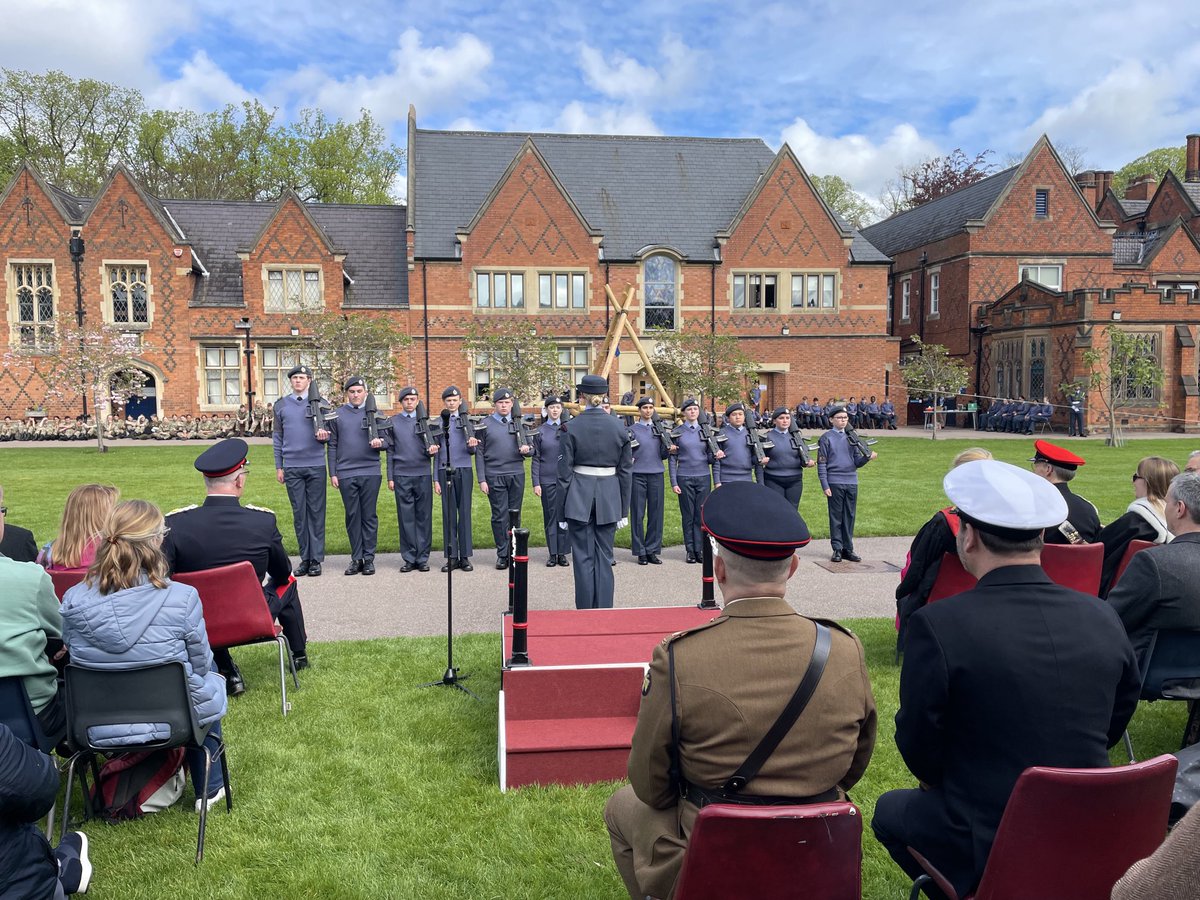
left=944, top=459, right=1068, bottom=531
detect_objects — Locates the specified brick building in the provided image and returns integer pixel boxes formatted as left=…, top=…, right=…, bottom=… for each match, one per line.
left=862, top=136, right=1200, bottom=432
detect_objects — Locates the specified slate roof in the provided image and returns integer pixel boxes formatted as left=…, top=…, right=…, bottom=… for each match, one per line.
left=859, top=167, right=1019, bottom=257
left=412, top=128, right=889, bottom=264
left=1118, top=198, right=1150, bottom=217
left=1182, top=182, right=1200, bottom=210
left=1113, top=228, right=1163, bottom=266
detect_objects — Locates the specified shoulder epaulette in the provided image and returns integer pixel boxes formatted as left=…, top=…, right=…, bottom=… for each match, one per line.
left=811, top=617, right=858, bottom=639
left=245, top=503, right=276, bottom=515
left=165, top=504, right=199, bottom=516
left=659, top=615, right=726, bottom=648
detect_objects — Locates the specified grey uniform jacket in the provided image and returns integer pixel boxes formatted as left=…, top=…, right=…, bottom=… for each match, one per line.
left=557, top=406, right=633, bottom=524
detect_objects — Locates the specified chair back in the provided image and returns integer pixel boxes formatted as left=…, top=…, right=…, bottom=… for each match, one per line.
left=64, top=661, right=203, bottom=752
left=925, top=552, right=977, bottom=605
left=1138, top=629, right=1200, bottom=700
left=0, top=675, right=53, bottom=752
left=673, top=801, right=862, bottom=900
left=50, top=569, right=86, bottom=601
left=1040, top=542, right=1103, bottom=595
left=172, top=562, right=275, bottom=649
left=1111, top=539, right=1157, bottom=589
left=973, top=755, right=1177, bottom=900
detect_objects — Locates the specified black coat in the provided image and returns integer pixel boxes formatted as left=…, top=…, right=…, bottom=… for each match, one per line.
left=162, top=495, right=292, bottom=583
left=0, top=524, right=37, bottom=563
left=896, top=565, right=1140, bottom=891
left=1043, top=482, right=1100, bottom=544
left=0, top=723, right=59, bottom=899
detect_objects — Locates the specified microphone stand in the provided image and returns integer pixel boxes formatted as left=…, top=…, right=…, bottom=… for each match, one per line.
left=422, top=414, right=478, bottom=699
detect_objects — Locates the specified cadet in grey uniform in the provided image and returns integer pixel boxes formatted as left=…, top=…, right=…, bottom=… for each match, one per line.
left=327, top=376, right=385, bottom=575
left=532, top=395, right=570, bottom=567
left=629, top=397, right=668, bottom=565
left=272, top=364, right=329, bottom=577
left=437, top=386, right=478, bottom=572
left=669, top=398, right=715, bottom=564
left=387, top=387, right=438, bottom=573
left=558, top=374, right=633, bottom=609
left=713, top=402, right=760, bottom=486
left=475, top=387, right=532, bottom=569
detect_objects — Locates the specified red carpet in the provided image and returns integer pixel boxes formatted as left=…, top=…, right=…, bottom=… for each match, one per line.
left=499, top=605, right=720, bottom=790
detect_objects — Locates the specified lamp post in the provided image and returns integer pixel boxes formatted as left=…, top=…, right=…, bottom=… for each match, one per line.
left=970, top=322, right=989, bottom=399
left=234, top=317, right=255, bottom=413
left=69, top=234, right=87, bottom=419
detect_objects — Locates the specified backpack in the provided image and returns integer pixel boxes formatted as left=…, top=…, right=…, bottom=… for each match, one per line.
left=90, top=748, right=187, bottom=821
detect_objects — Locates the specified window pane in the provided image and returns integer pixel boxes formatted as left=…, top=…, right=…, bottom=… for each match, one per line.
left=558, top=348, right=571, bottom=366
left=749, top=274, right=761, bottom=308
left=206, top=348, right=220, bottom=367
left=791, top=274, right=805, bottom=307
left=262, top=348, right=278, bottom=366
left=808, top=276, right=818, bottom=307
left=539, top=274, right=552, bottom=308
left=733, top=275, right=745, bottom=308
left=645, top=255, right=675, bottom=282
left=823, top=274, right=835, bottom=308
left=267, top=270, right=284, bottom=311
left=572, top=273, right=585, bottom=309
left=556, top=274, right=568, bottom=308
left=476, top=272, right=490, bottom=307
left=512, top=274, right=524, bottom=308
left=224, top=348, right=238, bottom=366
left=764, top=275, right=776, bottom=309
left=575, top=347, right=588, bottom=365
left=494, top=273, right=507, bottom=308
left=37, top=287, right=53, bottom=321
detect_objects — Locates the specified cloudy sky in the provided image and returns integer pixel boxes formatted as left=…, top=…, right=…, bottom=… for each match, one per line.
left=7, top=0, right=1200, bottom=203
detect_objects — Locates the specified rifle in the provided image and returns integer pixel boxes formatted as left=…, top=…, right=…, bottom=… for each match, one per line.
left=845, top=425, right=878, bottom=462
left=362, top=392, right=392, bottom=443
left=747, top=427, right=774, bottom=467
left=696, top=411, right=727, bottom=457
left=508, top=402, right=535, bottom=456
left=786, top=418, right=813, bottom=466
left=651, top=414, right=677, bottom=454
left=306, top=380, right=336, bottom=437
left=414, top=400, right=442, bottom=454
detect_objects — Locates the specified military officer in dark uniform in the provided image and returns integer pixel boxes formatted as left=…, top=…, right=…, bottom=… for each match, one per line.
left=558, top=374, right=633, bottom=609
left=438, top=386, right=478, bottom=572
left=713, top=402, right=760, bottom=486
left=387, top=387, right=438, bottom=573
left=604, top=481, right=876, bottom=900
left=1029, top=439, right=1100, bottom=544
left=163, top=439, right=311, bottom=694
left=272, top=364, right=329, bottom=577
left=669, top=398, right=714, bottom=564
left=873, top=459, right=1139, bottom=898
left=629, top=397, right=668, bottom=565
left=328, top=376, right=386, bottom=575
left=531, top=395, right=570, bottom=567
left=475, top=387, right=532, bottom=569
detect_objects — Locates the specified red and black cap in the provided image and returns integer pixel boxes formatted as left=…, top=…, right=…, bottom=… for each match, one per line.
left=195, top=438, right=249, bottom=477
left=701, top=481, right=810, bottom=560
left=1029, top=439, right=1086, bottom=470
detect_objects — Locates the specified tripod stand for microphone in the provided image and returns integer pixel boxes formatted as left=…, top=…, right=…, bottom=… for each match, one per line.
left=421, top=414, right=478, bottom=699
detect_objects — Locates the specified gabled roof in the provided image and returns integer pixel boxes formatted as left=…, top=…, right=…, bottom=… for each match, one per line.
left=1112, top=217, right=1200, bottom=269
left=0, top=161, right=85, bottom=224
left=82, top=164, right=187, bottom=243
left=238, top=190, right=342, bottom=257
left=412, top=129, right=779, bottom=261
left=1144, top=170, right=1200, bottom=221
left=1117, top=197, right=1150, bottom=218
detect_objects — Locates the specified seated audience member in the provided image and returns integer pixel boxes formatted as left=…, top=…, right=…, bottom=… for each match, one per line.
left=1106, top=472, right=1200, bottom=659
left=0, top=485, right=38, bottom=562
left=1020, top=397, right=1053, bottom=434
left=1112, top=801, right=1200, bottom=900
left=1031, top=440, right=1101, bottom=544
left=1098, top=456, right=1178, bottom=597
left=0, top=723, right=92, bottom=897
left=0, top=502, right=65, bottom=741
left=1186, top=450, right=1200, bottom=474
left=605, top=482, right=876, bottom=900
left=879, top=397, right=897, bottom=429
left=895, top=448, right=992, bottom=650
left=873, top=459, right=1140, bottom=899
left=61, top=500, right=229, bottom=811
left=37, top=484, right=120, bottom=572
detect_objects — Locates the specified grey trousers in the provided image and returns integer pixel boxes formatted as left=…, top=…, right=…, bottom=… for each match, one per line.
left=827, top=483, right=858, bottom=553
left=677, top=475, right=711, bottom=556
left=438, top=466, right=473, bottom=560
left=631, top=472, right=664, bottom=556
left=538, top=481, right=570, bottom=556
left=570, top=517, right=617, bottom=609
left=339, top=474, right=381, bottom=560
left=486, top=472, right=525, bottom=562
left=393, top=474, right=432, bottom=565
left=283, top=465, right=326, bottom=561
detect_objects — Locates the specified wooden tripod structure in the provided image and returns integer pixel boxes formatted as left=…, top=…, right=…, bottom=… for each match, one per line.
left=590, top=284, right=678, bottom=416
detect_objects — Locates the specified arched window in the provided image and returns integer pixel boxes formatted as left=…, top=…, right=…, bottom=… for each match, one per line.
left=643, top=255, right=677, bottom=330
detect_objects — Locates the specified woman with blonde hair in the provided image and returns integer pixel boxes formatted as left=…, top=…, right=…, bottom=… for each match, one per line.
left=1098, top=455, right=1179, bottom=597
left=60, top=500, right=229, bottom=811
left=38, top=483, right=120, bottom=571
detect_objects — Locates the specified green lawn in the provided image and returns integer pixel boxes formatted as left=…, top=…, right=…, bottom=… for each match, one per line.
left=2, top=436, right=1194, bottom=556
left=58, top=620, right=1187, bottom=900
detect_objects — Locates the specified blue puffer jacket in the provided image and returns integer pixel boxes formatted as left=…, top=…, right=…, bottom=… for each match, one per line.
left=60, top=576, right=227, bottom=747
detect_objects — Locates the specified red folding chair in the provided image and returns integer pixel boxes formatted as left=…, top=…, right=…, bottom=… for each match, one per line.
left=1040, top=542, right=1103, bottom=595
left=925, top=553, right=977, bottom=605
left=674, top=801, right=862, bottom=900
left=49, top=569, right=86, bottom=601
left=1111, top=539, right=1156, bottom=590
left=907, top=755, right=1177, bottom=900
left=173, top=562, right=298, bottom=716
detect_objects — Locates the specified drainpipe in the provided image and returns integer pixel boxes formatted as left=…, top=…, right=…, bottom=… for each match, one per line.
left=917, top=251, right=928, bottom=340
left=709, top=263, right=716, bottom=417
left=422, top=261, right=430, bottom=400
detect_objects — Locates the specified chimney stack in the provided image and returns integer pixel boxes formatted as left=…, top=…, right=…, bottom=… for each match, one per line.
left=1074, top=171, right=1097, bottom=209
left=1126, top=174, right=1158, bottom=201
left=1187, top=134, right=1200, bottom=183
left=1096, top=170, right=1113, bottom=202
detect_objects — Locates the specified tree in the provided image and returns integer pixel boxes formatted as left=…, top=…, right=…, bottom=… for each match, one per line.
left=650, top=330, right=758, bottom=409
left=881, top=149, right=996, bottom=213
left=810, top=174, right=879, bottom=229
left=267, top=108, right=403, bottom=204
left=1000, top=142, right=1091, bottom=175
left=898, top=338, right=969, bottom=440
left=1113, top=146, right=1186, bottom=197
left=462, top=320, right=562, bottom=408
left=2, top=321, right=148, bottom=451
left=1079, top=326, right=1165, bottom=447
left=291, top=312, right=412, bottom=402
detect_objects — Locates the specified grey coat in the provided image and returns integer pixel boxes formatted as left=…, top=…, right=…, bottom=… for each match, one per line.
left=557, top=407, right=633, bottom=524
left=1106, top=531, right=1200, bottom=658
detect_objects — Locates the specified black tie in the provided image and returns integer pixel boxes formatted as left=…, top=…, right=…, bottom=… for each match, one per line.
left=502, top=417, right=508, bottom=424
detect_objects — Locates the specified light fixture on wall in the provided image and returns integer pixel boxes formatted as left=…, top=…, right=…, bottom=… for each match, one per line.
left=781, top=325, right=790, bottom=336
left=1112, top=311, right=1122, bottom=321
left=290, top=325, right=300, bottom=336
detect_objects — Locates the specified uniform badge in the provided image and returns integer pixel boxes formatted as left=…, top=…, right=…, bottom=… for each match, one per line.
left=641, top=670, right=652, bottom=696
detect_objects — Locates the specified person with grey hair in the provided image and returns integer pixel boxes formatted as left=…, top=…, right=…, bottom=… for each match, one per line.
left=1029, top=439, right=1100, bottom=544
left=1185, top=450, right=1200, bottom=474
left=1106, top=471, right=1200, bottom=658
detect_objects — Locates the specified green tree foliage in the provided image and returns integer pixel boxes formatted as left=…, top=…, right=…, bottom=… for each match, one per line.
left=462, top=320, right=562, bottom=408
left=810, top=174, right=878, bottom=229
left=0, top=70, right=404, bottom=203
left=292, top=312, right=412, bottom=402
left=1112, top=146, right=1186, bottom=197
left=898, top=338, right=969, bottom=440
left=651, top=330, right=758, bottom=408
left=1080, top=326, right=1165, bottom=447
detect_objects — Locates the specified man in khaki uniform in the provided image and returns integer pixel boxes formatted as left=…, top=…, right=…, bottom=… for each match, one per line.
left=604, top=481, right=877, bottom=900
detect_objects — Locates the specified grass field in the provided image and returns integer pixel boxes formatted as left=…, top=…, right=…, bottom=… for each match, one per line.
left=54, top=619, right=1187, bottom=900
left=2, top=436, right=1195, bottom=556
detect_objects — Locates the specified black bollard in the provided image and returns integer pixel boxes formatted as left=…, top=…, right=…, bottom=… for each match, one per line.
left=699, top=534, right=717, bottom=609
left=507, top=507, right=521, bottom=614
left=507, top=527, right=531, bottom=667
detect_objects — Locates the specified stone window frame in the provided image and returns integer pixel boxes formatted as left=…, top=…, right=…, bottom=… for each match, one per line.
left=557, top=343, right=591, bottom=390
left=641, top=254, right=680, bottom=331
left=259, top=346, right=324, bottom=406
left=102, top=261, right=153, bottom=329
left=1111, top=329, right=1162, bottom=405
left=537, top=270, right=587, bottom=312
left=1019, top=261, right=1063, bottom=291
left=729, top=269, right=839, bottom=313
left=900, top=277, right=912, bottom=322
left=263, top=264, right=325, bottom=313
left=473, top=270, right=527, bottom=311
left=7, top=259, right=58, bottom=351
left=199, top=343, right=243, bottom=411
left=928, top=268, right=941, bottom=318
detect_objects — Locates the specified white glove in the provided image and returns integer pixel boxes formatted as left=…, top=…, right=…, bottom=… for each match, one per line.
left=558, top=521, right=568, bottom=530
left=617, top=517, right=629, bottom=530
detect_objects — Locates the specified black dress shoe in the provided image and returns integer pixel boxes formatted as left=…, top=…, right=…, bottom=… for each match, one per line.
left=843, top=552, right=862, bottom=563
left=638, top=556, right=648, bottom=565
left=648, top=554, right=662, bottom=565
left=418, top=563, right=430, bottom=572
left=441, top=560, right=453, bottom=573
left=344, top=559, right=363, bottom=575
left=611, top=559, right=617, bottom=566
left=308, top=561, right=322, bottom=577
left=686, top=554, right=698, bottom=564
left=496, top=559, right=509, bottom=570
left=400, top=563, right=416, bottom=573
left=557, top=555, right=569, bottom=568
left=293, top=560, right=311, bottom=577
left=361, top=558, right=376, bottom=576
left=459, top=560, right=474, bottom=572
left=546, top=556, right=558, bottom=567
left=225, top=673, right=246, bottom=697
left=831, top=551, right=842, bottom=563
left=292, top=654, right=309, bottom=671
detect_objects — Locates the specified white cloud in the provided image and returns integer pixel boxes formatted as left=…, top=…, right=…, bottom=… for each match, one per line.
left=578, top=35, right=700, bottom=104
left=780, top=118, right=940, bottom=200
left=556, top=102, right=661, bottom=136
left=149, top=51, right=251, bottom=112
left=285, top=28, right=493, bottom=125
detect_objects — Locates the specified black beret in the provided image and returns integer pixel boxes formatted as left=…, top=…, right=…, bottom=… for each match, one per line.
left=681, top=397, right=699, bottom=411
left=725, top=402, right=745, bottom=416
left=702, top=482, right=810, bottom=560
left=442, top=385, right=462, bottom=399
left=544, top=395, right=563, bottom=407
left=195, top=438, right=249, bottom=477
left=636, top=396, right=655, bottom=408
left=578, top=374, right=609, bottom=395
left=397, top=387, right=418, bottom=401
left=344, top=375, right=366, bottom=391
left=829, top=406, right=848, bottom=417
left=770, top=406, right=790, bottom=421
left=287, top=364, right=313, bottom=379
left=493, top=387, right=514, bottom=402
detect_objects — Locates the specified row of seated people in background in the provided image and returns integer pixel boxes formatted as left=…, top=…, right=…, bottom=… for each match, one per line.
left=0, top=404, right=278, bottom=441
left=976, top=396, right=1054, bottom=433
left=792, top=396, right=897, bottom=430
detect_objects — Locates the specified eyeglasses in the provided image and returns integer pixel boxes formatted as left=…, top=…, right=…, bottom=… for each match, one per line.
left=1132, top=473, right=1145, bottom=482
left=0, top=506, right=6, bottom=515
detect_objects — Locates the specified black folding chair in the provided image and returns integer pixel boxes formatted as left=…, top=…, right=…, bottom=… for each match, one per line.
left=61, top=662, right=231, bottom=863
left=0, top=676, right=60, bottom=835
left=1124, top=629, right=1200, bottom=761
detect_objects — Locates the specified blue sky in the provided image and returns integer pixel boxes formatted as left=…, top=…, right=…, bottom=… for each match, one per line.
left=7, top=0, right=1200, bottom=204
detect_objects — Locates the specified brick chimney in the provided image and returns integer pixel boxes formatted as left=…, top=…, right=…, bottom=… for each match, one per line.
left=1187, top=134, right=1200, bottom=182
left=1095, top=170, right=1113, bottom=201
left=1126, top=174, right=1158, bottom=201
left=1074, top=171, right=1097, bottom=209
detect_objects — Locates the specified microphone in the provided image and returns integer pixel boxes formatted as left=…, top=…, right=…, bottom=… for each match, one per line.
left=441, top=408, right=451, bottom=428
